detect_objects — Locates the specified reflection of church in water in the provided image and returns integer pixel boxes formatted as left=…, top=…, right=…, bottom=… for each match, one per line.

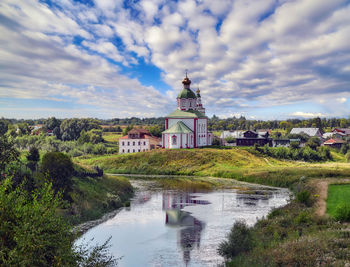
left=162, top=191, right=209, bottom=266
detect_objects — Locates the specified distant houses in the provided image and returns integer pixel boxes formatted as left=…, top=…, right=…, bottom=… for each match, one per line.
left=119, top=128, right=161, bottom=154
left=219, top=126, right=349, bottom=148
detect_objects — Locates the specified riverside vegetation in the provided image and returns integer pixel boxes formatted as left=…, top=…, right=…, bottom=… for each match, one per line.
left=75, top=147, right=350, bottom=266
left=0, top=135, right=133, bottom=266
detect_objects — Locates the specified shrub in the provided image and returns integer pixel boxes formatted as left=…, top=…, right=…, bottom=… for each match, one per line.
left=41, top=152, right=74, bottom=199
left=334, top=203, right=350, bottom=222
left=296, top=190, right=311, bottom=206
left=218, top=220, right=253, bottom=259
left=346, top=151, right=350, bottom=162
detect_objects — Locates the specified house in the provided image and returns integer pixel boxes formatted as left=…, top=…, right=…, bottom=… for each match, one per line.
left=290, top=128, right=323, bottom=138
left=220, top=130, right=244, bottom=139
left=323, top=138, right=346, bottom=149
left=161, top=74, right=212, bottom=149
left=236, top=130, right=273, bottom=147
left=332, top=128, right=350, bottom=137
left=119, top=128, right=161, bottom=154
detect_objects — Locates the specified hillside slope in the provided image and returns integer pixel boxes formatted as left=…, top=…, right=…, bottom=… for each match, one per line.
left=75, top=148, right=350, bottom=187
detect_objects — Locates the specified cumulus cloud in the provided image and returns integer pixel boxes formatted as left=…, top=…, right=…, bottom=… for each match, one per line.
left=0, top=0, right=350, bottom=119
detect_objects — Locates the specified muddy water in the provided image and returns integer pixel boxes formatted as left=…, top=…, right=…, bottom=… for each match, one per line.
left=76, top=179, right=289, bottom=266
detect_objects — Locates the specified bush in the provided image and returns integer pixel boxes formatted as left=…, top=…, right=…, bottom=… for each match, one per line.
left=334, top=203, right=350, bottom=222
left=346, top=151, right=350, bottom=162
left=218, top=220, right=253, bottom=259
left=296, top=190, right=311, bottom=206
left=41, top=152, right=74, bottom=199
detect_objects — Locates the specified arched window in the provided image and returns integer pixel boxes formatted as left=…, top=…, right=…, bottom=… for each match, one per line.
left=172, top=135, right=177, bottom=145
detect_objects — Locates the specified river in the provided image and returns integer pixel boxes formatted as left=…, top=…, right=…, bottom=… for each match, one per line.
left=76, top=178, right=290, bottom=266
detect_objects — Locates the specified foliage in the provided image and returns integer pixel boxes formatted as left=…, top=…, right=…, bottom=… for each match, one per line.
left=146, top=125, right=164, bottom=137
left=60, top=118, right=101, bottom=141
left=41, top=152, right=74, bottom=199
left=0, top=118, right=9, bottom=135
left=346, top=151, right=350, bottom=162
left=78, top=129, right=104, bottom=144
left=122, top=125, right=133, bottom=136
left=296, top=190, right=312, bottom=206
left=305, top=137, right=321, bottom=150
left=340, top=144, right=350, bottom=155
left=0, top=177, right=117, bottom=266
left=26, top=146, right=40, bottom=171
left=218, top=220, right=253, bottom=258
left=0, top=135, right=20, bottom=173
left=334, top=204, right=350, bottom=222
left=0, top=177, right=75, bottom=266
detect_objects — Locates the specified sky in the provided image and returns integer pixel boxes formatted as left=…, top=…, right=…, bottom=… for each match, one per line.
left=0, top=0, right=349, bottom=120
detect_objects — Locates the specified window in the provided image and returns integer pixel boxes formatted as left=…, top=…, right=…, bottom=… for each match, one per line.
left=138, top=141, right=140, bottom=145
left=127, top=142, right=130, bottom=146
left=122, top=149, right=124, bottom=153
left=127, top=149, right=130, bottom=152
left=138, top=149, right=140, bottom=152
left=144, top=141, right=146, bottom=145
left=122, top=141, right=124, bottom=146
left=172, top=135, right=177, bottom=145
left=133, top=141, right=135, bottom=146
left=133, top=149, right=135, bottom=152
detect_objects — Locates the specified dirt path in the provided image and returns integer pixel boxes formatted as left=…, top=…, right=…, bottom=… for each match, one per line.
left=312, top=178, right=350, bottom=217
left=312, top=179, right=329, bottom=217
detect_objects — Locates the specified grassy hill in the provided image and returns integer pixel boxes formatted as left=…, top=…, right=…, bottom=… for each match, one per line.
left=74, top=148, right=350, bottom=187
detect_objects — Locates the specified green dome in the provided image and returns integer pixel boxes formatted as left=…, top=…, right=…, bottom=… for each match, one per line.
left=177, top=88, right=197, bottom=99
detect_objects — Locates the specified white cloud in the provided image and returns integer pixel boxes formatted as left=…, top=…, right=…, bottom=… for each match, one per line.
left=337, top=97, right=347, bottom=103
left=289, top=112, right=326, bottom=118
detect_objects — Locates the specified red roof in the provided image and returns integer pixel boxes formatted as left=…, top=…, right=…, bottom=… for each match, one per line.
left=323, top=138, right=345, bottom=145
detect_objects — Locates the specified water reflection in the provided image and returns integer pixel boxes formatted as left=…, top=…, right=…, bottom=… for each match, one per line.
left=162, top=191, right=209, bottom=265
left=76, top=182, right=290, bottom=267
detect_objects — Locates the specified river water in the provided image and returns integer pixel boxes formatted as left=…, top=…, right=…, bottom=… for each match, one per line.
left=76, top=179, right=290, bottom=267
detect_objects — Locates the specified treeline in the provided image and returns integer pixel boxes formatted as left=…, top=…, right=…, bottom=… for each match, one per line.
left=2, top=116, right=349, bottom=133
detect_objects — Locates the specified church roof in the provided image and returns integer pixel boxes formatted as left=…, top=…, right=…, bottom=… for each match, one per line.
left=162, top=121, right=193, bottom=134
left=166, top=109, right=207, bottom=118
left=177, top=88, right=197, bottom=99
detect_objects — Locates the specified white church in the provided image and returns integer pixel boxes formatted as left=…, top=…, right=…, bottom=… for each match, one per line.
left=162, top=74, right=213, bottom=149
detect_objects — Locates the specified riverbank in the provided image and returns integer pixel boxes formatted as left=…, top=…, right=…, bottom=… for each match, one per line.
left=74, top=148, right=350, bottom=266
left=74, top=148, right=350, bottom=188
left=65, top=174, right=133, bottom=225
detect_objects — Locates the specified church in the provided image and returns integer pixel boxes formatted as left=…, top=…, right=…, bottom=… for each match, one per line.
left=162, top=74, right=212, bottom=149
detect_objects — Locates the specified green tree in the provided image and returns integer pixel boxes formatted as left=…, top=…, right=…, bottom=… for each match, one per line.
left=0, top=118, right=9, bottom=135
left=26, top=146, right=40, bottom=171
left=41, top=152, right=74, bottom=199
left=0, top=136, right=20, bottom=173
left=0, top=177, right=117, bottom=266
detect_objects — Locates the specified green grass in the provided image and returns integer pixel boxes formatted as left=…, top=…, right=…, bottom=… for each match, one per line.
left=74, top=148, right=350, bottom=188
left=67, top=174, right=133, bottom=224
left=327, top=184, right=350, bottom=218
left=102, top=132, right=122, bottom=144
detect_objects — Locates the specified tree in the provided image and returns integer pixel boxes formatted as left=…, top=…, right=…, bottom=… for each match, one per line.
left=0, top=118, right=9, bottom=135
left=306, top=137, right=321, bottom=150
left=122, top=125, right=133, bottom=136
left=0, top=177, right=116, bottom=266
left=26, top=146, right=40, bottom=171
left=0, top=135, right=20, bottom=173
left=41, top=152, right=74, bottom=199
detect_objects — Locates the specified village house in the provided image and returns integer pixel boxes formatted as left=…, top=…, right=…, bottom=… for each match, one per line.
left=119, top=128, right=161, bottom=154
left=323, top=138, right=346, bottom=149
left=161, top=74, right=212, bottom=149
left=236, top=130, right=273, bottom=147
left=289, top=128, right=323, bottom=138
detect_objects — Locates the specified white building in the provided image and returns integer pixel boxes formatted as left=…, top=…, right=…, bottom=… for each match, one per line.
left=162, top=75, right=212, bottom=149
left=119, top=128, right=161, bottom=154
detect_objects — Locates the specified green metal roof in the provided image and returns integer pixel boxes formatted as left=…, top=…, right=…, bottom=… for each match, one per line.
left=166, top=109, right=207, bottom=118
left=177, top=88, right=197, bottom=99
left=162, top=121, right=193, bottom=134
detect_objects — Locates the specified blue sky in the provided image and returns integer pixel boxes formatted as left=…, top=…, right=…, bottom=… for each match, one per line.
left=0, top=0, right=349, bottom=120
